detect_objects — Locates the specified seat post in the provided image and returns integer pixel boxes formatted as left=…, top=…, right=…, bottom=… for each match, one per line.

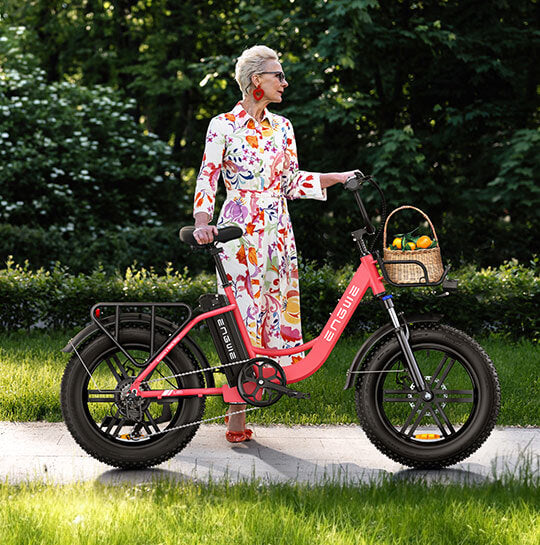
left=209, top=245, right=232, bottom=288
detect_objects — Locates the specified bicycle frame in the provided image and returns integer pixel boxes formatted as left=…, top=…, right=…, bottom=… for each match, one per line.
left=130, top=253, right=386, bottom=403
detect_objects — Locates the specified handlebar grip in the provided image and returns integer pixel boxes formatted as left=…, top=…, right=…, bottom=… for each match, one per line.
left=179, top=225, right=243, bottom=246
left=343, top=170, right=365, bottom=191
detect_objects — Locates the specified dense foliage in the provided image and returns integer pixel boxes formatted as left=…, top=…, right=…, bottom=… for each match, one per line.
left=0, top=1, right=539, bottom=273
left=0, top=25, right=186, bottom=271
left=0, top=258, right=537, bottom=341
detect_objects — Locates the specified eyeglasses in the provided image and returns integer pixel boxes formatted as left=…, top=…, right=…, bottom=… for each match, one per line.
left=260, top=71, right=287, bottom=82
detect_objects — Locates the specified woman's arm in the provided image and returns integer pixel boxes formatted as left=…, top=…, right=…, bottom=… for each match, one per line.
left=320, top=172, right=356, bottom=188
left=192, top=116, right=226, bottom=244
left=282, top=120, right=355, bottom=198
left=193, top=116, right=226, bottom=221
left=281, top=120, right=326, bottom=200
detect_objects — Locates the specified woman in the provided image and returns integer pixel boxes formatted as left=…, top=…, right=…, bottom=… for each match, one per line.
left=193, top=45, right=354, bottom=442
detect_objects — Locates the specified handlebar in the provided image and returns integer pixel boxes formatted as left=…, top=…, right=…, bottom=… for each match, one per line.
left=344, top=170, right=377, bottom=235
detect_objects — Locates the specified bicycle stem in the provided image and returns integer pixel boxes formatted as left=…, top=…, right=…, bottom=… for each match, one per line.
left=380, top=295, right=429, bottom=395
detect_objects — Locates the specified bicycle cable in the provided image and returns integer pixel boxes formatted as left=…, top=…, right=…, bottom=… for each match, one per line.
left=365, top=175, right=387, bottom=253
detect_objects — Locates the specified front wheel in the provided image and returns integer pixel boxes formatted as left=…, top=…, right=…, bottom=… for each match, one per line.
left=355, top=324, right=500, bottom=468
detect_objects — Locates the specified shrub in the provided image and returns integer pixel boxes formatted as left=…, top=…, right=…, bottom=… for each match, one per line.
left=0, top=223, right=208, bottom=275
left=0, top=25, right=183, bottom=235
left=0, top=257, right=537, bottom=341
left=300, top=258, right=539, bottom=341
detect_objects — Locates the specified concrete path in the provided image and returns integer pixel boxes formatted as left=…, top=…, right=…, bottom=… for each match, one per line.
left=1, top=422, right=538, bottom=486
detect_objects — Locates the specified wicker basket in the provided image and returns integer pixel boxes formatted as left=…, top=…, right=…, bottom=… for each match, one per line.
left=383, top=206, right=444, bottom=284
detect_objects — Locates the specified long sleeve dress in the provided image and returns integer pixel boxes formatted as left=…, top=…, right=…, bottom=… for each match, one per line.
left=193, top=101, right=326, bottom=366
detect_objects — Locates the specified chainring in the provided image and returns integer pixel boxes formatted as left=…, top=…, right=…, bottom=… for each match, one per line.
left=237, top=357, right=286, bottom=407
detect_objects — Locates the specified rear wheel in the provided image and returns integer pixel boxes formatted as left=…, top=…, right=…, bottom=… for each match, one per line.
left=61, top=327, right=205, bottom=469
left=355, top=324, right=500, bottom=468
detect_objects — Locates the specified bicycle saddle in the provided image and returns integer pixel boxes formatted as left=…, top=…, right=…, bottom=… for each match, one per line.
left=179, top=225, right=243, bottom=246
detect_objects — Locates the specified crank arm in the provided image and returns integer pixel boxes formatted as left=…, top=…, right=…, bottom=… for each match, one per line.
left=261, top=381, right=311, bottom=399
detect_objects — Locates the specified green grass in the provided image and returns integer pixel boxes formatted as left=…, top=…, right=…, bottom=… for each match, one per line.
left=0, top=476, right=538, bottom=545
left=0, top=329, right=538, bottom=425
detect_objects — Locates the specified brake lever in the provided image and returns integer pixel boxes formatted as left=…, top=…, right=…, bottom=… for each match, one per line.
left=344, top=170, right=372, bottom=192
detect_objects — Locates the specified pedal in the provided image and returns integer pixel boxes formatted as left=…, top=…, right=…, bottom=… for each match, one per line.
left=262, top=381, right=311, bottom=399
left=287, top=390, right=311, bottom=400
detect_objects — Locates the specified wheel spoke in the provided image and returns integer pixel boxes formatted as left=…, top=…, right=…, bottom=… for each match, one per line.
left=102, top=410, right=122, bottom=434
left=399, top=397, right=423, bottom=434
left=427, top=405, right=449, bottom=437
left=88, top=389, right=118, bottom=394
left=141, top=420, right=153, bottom=435
left=88, top=389, right=117, bottom=403
left=433, top=388, right=474, bottom=403
left=155, top=402, right=173, bottom=424
left=384, top=388, right=415, bottom=402
left=106, top=354, right=129, bottom=381
left=144, top=409, right=161, bottom=434
left=433, top=401, right=456, bottom=435
left=429, top=354, right=449, bottom=385
left=436, top=397, right=474, bottom=403
left=437, top=357, right=456, bottom=384
left=406, top=404, right=429, bottom=437
left=148, top=367, right=179, bottom=389
left=384, top=389, right=414, bottom=395
left=433, top=389, right=473, bottom=395
left=112, top=417, right=127, bottom=438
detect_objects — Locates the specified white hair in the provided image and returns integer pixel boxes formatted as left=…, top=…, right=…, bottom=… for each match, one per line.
left=235, top=45, right=279, bottom=97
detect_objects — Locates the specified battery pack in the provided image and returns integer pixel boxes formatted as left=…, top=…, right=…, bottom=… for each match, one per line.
left=198, top=294, right=250, bottom=386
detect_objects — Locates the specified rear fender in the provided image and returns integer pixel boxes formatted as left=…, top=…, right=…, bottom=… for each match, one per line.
left=62, top=312, right=215, bottom=388
left=343, top=313, right=443, bottom=390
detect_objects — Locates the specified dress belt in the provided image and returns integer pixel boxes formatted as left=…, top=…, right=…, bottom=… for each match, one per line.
left=226, top=189, right=283, bottom=200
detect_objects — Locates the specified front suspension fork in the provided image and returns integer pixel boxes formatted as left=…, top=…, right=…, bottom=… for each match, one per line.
left=380, top=295, right=431, bottom=398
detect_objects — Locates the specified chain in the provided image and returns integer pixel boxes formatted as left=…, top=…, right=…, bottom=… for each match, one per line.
left=72, top=345, right=262, bottom=439
left=137, top=406, right=262, bottom=439
left=144, top=357, right=253, bottom=384
left=135, top=357, right=262, bottom=437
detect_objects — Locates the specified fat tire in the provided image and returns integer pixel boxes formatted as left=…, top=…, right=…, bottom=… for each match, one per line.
left=355, top=324, right=500, bottom=468
left=61, top=327, right=205, bottom=469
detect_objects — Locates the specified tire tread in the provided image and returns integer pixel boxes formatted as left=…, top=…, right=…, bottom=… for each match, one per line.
left=355, top=323, right=500, bottom=468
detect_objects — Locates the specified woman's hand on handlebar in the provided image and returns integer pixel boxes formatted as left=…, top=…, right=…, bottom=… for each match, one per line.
left=193, top=224, right=218, bottom=245
left=320, top=170, right=358, bottom=188
left=193, top=212, right=218, bottom=244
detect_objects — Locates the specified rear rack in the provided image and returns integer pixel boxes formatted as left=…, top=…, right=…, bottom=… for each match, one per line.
left=89, top=302, right=192, bottom=368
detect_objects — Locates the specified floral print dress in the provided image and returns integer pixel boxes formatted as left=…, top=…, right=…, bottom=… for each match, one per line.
left=193, top=101, right=326, bottom=365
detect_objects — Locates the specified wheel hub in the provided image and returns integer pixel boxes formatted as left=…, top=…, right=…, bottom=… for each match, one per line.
left=114, top=378, right=150, bottom=421
left=408, top=376, right=447, bottom=410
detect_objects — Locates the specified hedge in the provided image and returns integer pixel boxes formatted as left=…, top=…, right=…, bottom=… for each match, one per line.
left=0, top=223, right=208, bottom=275
left=0, top=257, right=537, bottom=341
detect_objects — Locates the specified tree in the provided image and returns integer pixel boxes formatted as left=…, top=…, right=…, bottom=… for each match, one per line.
left=1, top=0, right=538, bottom=270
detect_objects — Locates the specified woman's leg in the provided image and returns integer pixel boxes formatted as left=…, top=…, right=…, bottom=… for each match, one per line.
left=226, top=404, right=247, bottom=431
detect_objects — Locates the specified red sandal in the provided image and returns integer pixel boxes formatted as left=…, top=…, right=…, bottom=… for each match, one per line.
left=224, top=411, right=252, bottom=442
left=225, top=428, right=253, bottom=443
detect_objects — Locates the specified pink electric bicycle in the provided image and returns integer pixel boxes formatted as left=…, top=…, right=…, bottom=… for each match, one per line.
left=61, top=172, right=500, bottom=469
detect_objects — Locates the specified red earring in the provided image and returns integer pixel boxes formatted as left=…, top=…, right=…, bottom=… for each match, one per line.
left=253, top=86, right=264, bottom=101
